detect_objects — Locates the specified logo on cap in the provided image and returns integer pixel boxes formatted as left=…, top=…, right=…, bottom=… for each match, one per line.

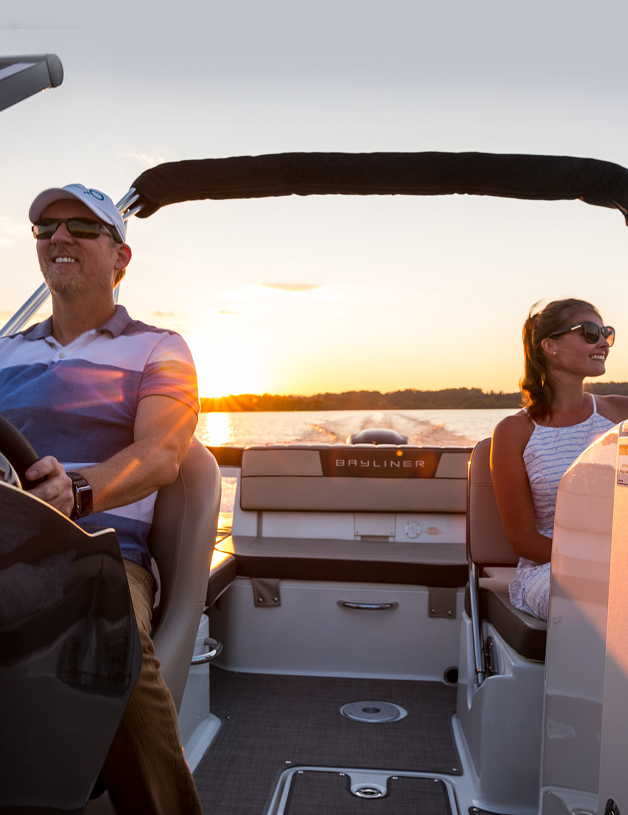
left=83, top=189, right=105, bottom=201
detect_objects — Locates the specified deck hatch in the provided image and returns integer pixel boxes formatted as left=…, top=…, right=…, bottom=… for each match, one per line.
left=340, top=700, right=408, bottom=723
left=277, top=770, right=454, bottom=814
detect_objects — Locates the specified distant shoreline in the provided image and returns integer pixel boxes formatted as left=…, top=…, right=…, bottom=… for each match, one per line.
left=199, top=382, right=628, bottom=412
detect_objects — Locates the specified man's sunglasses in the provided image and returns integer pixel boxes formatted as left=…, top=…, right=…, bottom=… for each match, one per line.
left=547, top=321, right=615, bottom=347
left=32, top=218, right=122, bottom=243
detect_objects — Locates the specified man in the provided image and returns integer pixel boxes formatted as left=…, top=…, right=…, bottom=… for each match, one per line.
left=0, top=184, right=203, bottom=814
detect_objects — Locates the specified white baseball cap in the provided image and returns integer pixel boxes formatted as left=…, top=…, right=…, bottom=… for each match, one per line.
left=29, top=184, right=126, bottom=243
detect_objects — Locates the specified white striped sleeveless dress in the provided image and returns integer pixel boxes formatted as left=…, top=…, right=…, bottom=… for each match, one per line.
left=509, top=395, right=615, bottom=620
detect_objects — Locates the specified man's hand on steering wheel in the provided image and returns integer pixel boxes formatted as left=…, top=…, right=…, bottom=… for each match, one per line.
left=0, top=414, right=74, bottom=518
left=24, top=456, right=74, bottom=517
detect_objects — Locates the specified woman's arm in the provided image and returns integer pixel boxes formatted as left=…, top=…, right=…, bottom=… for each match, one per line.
left=490, top=414, right=552, bottom=564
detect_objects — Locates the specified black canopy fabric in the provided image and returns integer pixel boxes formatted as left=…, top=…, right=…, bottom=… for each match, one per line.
left=131, top=152, right=628, bottom=224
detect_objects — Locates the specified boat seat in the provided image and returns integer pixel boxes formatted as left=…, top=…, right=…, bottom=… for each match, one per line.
left=148, top=438, right=222, bottom=712
left=467, top=438, right=547, bottom=667
left=86, top=439, right=222, bottom=814
left=226, top=443, right=471, bottom=586
left=481, top=565, right=517, bottom=580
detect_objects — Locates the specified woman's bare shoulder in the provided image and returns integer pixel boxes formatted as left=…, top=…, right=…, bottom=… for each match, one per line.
left=492, top=410, right=534, bottom=452
left=595, top=393, right=628, bottom=424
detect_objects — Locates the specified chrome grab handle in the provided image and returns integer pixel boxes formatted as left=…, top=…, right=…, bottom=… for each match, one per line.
left=191, top=637, right=222, bottom=665
left=468, top=560, right=486, bottom=685
left=337, top=601, right=399, bottom=611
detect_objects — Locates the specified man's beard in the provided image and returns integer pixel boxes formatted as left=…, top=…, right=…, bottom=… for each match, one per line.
left=41, top=265, right=84, bottom=295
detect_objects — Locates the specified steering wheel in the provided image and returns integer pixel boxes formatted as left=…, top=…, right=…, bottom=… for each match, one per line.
left=0, top=414, right=41, bottom=488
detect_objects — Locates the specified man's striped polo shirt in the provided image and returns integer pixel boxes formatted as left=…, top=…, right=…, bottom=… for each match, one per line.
left=0, top=305, right=199, bottom=573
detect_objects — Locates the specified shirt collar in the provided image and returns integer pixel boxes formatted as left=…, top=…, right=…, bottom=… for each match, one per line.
left=22, top=305, right=131, bottom=342
left=23, top=316, right=53, bottom=341
left=99, top=305, right=131, bottom=338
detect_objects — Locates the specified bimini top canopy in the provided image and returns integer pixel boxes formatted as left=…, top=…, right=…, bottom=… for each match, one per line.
left=130, top=152, right=628, bottom=225
left=5, top=150, right=628, bottom=339
left=0, top=54, right=63, bottom=113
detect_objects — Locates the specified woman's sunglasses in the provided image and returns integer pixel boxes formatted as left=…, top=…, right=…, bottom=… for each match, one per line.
left=547, top=321, right=615, bottom=347
left=32, top=218, right=121, bottom=243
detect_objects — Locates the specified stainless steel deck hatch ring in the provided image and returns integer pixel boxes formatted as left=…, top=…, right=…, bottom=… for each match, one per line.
left=339, top=701, right=408, bottom=723
left=354, top=786, right=384, bottom=798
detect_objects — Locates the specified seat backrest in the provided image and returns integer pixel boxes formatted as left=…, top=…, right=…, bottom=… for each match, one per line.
left=468, top=437, right=518, bottom=566
left=239, top=444, right=470, bottom=513
left=148, top=438, right=221, bottom=711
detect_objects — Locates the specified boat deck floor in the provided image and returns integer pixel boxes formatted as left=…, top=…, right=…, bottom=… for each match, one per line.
left=194, top=667, right=461, bottom=814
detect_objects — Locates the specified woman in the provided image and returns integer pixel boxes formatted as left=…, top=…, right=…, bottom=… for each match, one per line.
left=491, top=298, right=628, bottom=620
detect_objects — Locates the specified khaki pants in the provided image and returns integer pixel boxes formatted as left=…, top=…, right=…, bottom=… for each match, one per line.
left=101, top=560, right=204, bottom=815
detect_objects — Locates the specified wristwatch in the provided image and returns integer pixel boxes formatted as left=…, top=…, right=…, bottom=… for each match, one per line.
left=67, top=471, right=93, bottom=520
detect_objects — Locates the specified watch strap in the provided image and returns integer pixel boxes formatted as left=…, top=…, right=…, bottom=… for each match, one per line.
left=67, top=471, right=93, bottom=520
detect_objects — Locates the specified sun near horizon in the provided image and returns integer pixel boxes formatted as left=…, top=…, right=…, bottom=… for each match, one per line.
left=189, top=339, right=525, bottom=402
left=190, top=348, right=521, bottom=402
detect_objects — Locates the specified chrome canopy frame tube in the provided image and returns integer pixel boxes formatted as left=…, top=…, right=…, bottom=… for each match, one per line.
left=0, top=282, right=51, bottom=338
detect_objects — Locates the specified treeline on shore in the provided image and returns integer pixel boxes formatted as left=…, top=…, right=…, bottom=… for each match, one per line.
left=200, top=382, right=628, bottom=413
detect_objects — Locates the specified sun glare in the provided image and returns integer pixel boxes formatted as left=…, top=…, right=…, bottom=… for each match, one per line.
left=186, top=331, right=266, bottom=399
left=195, top=412, right=233, bottom=447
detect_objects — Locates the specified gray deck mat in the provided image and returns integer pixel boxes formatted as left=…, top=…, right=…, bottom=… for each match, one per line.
left=285, top=772, right=452, bottom=815
left=194, top=668, right=460, bottom=815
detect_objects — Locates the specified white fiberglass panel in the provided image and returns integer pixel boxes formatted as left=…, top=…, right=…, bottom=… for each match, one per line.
left=210, top=577, right=463, bottom=680
left=598, top=427, right=628, bottom=811
left=541, top=426, right=618, bottom=812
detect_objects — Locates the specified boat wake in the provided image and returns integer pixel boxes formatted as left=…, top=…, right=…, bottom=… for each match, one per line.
left=195, top=408, right=513, bottom=450
left=306, top=411, right=476, bottom=448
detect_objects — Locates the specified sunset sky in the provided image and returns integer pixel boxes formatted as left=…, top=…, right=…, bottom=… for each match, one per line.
left=2, top=7, right=628, bottom=399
